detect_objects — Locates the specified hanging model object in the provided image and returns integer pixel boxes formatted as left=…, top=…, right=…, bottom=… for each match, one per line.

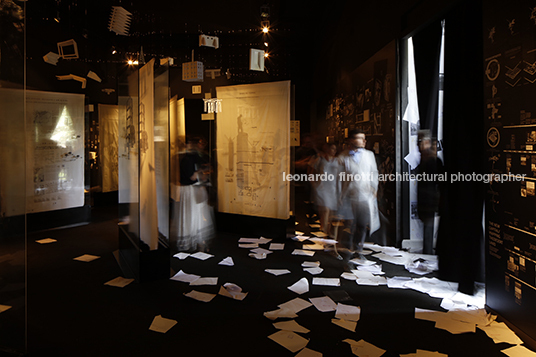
left=249, top=49, right=265, bottom=71
left=182, top=50, right=204, bottom=82
left=56, top=74, right=87, bottom=89
left=43, top=52, right=60, bottom=65
left=203, top=99, right=222, bottom=113
left=57, top=39, right=79, bottom=59
left=199, top=35, right=219, bottom=49
left=108, top=6, right=132, bottom=36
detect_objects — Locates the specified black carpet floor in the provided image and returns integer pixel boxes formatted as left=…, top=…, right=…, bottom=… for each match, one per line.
left=0, top=204, right=528, bottom=357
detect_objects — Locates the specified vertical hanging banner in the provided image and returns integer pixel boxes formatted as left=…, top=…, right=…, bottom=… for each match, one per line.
left=139, top=59, right=159, bottom=250
left=216, top=81, right=290, bottom=219
left=25, top=90, right=85, bottom=213
left=99, top=104, right=119, bottom=192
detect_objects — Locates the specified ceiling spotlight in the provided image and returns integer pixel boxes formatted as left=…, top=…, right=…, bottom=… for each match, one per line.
left=112, top=50, right=117, bottom=54
left=262, top=27, right=269, bottom=34
left=264, top=52, right=269, bottom=58
left=127, top=60, right=133, bottom=65
left=264, top=42, right=268, bottom=47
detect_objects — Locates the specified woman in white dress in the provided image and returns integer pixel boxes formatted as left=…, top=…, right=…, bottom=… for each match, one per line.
left=310, top=143, right=340, bottom=235
left=171, top=137, right=215, bottom=252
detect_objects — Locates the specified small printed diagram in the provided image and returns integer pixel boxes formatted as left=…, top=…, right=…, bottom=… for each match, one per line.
left=505, top=61, right=522, bottom=87
left=225, top=111, right=278, bottom=206
left=523, top=60, right=536, bottom=83
left=486, top=58, right=500, bottom=81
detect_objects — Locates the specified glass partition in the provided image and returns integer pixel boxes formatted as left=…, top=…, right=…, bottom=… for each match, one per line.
left=0, top=0, right=26, bottom=353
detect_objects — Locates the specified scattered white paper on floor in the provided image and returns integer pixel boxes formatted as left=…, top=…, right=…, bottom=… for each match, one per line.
left=250, top=247, right=273, bottom=255
left=435, top=318, right=475, bottom=334
left=293, top=236, right=311, bottom=242
left=265, top=269, right=291, bottom=276
left=501, top=345, right=536, bottom=357
left=190, top=252, right=214, bottom=260
left=218, top=257, right=234, bottom=266
left=303, top=243, right=325, bottom=250
left=239, top=237, right=259, bottom=243
left=173, top=252, right=191, bottom=260
left=36, top=238, right=57, bottom=244
left=332, top=318, right=357, bottom=332
left=258, top=237, right=272, bottom=244
left=295, top=231, right=305, bottom=236
left=302, top=261, right=321, bottom=268
left=312, top=278, right=340, bottom=286
left=341, top=272, right=357, bottom=280
left=190, top=277, right=218, bottom=286
left=292, top=249, right=315, bottom=256
left=249, top=253, right=267, bottom=259
left=170, top=270, right=201, bottom=283
left=372, top=252, right=409, bottom=265
left=73, top=254, right=100, bottom=262
left=343, top=339, right=386, bottom=357
left=355, top=264, right=384, bottom=275
left=351, top=270, right=375, bottom=279
left=268, top=330, right=309, bottom=353
left=363, top=243, right=384, bottom=252
left=0, top=305, right=12, bottom=313
left=349, top=258, right=376, bottom=266
left=356, top=276, right=387, bottom=286
left=264, top=308, right=298, bottom=320
left=335, top=303, right=361, bottom=321
left=446, top=309, right=495, bottom=326
left=148, top=315, right=177, bottom=333
left=414, top=308, right=447, bottom=323
left=309, top=237, right=338, bottom=245
left=278, top=297, right=313, bottom=313
left=269, top=243, right=285, bottom=250
left=273, top=319, right=310, bottom=333
left=184, top=290, right=216, bottom=302
left=288, top=277, right=310, bottom=294
left=311, top=231, right=328, bottom=237
left=295, top=347, right=323, bottom=357
left=240, top=237, right=272, bottom=244
left=239, top=243, right=259, bottom=248
left=477, top=321, right=524, bottom=345
left=219, top=283, right=248, bottom=300
left=387, top=276, right=412, bottom=289
left=400, top=350, right=448, bottom=356
left=309, top=296, right=337, bottom=312
left=104, top=276, right=134, bottom=288
left=304, top=267, right=323, bottom=275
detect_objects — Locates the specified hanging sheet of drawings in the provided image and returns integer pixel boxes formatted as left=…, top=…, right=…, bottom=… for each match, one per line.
left=99, top=104, right=119, bottom=192
left=23, top=90, right=85, bottom=214
left=216, top=81, right=290, bottom=220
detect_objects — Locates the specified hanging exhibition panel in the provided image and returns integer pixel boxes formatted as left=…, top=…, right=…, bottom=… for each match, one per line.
left=216, top=81, right=290, bottom=220
left=169, top=96, right=186, bottom=202
left=0, top=88, right=26, bottom=217
left=138, top=59, right=159, bottom=250
left=484, top=0, right=536, bottom=341
left=154, top=66, right=170, bottom=239
left=24, top=90, right=85, bottom=214
left=98, top=104, right=119, bottom=193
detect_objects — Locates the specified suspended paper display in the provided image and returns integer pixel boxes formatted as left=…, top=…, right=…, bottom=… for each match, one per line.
left=99, top=104, right=119, bottom=192
left=169, top=96, right=186, bottom=201
left=0, top=88, right=26, bottom=217
left=154, top=68, right=170, bottom=239
left=24, top=90, right=85, bottom=214
left=139, top=59, right=159, bottom=250
left=216, top=81, right=290, bottom=219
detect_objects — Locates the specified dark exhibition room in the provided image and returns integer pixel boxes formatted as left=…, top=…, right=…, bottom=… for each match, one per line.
left=1, top=0, right=536, bottom=356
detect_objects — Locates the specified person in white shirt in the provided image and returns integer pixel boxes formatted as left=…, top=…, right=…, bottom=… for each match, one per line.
left=338, top=129, right=380, bottom=260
